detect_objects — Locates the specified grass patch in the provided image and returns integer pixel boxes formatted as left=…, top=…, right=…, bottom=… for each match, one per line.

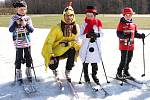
left=0, top=14, right=150, bottom=29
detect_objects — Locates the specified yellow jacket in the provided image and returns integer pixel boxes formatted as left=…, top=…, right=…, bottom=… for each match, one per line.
left=42, top=23, right=80, bottom=71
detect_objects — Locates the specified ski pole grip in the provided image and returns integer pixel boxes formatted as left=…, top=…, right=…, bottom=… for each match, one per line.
left=142, top=38, right=145, bottom=45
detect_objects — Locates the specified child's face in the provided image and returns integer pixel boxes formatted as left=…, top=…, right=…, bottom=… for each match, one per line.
left=124, top=14, right=132, bottom=20
left=86, top=13, right=95, bottom=19
left=17, top=7, right=27, bottom=15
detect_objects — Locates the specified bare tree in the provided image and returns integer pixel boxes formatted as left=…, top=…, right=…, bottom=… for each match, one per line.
left=2, top=0, right=149, bottom=14
left=0, top=1, right=5, bottom=8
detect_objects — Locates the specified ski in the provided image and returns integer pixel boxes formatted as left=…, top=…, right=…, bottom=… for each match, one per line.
left=66, top=80, right=79, bottom=99
left=23, top=84, right=37, bottom=95
left=107, top=76, right=143, bottom=90
left=107, top=76, right=150, bottom=91
left=85, top=82, right=109, bottom=98
left=107, top=76, right=128, bottom=83
left=11, top=79, right=37, bottom=95
left=54, top=76, right=64, bottom=91
left=86, top=82, right=98, bottom=92
left=98, top=84, right=109, bottom=97
left=61, top=71, right=79, bottom=99
left=126, top=79, right=150, bottom=91
left=10, top=79, right=37, bottom=95
left=127, top=78, right=144, bottom=84
left=22, top=81, right=37, bottom=95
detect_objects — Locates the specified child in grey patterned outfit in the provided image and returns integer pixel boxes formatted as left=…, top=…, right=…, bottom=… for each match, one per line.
left=9, top=0, right=34, bottom=83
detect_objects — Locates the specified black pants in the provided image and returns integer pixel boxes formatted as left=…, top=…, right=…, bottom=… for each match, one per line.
left=49, top=47, right=76, bottom=70
left=15, top=47, right=32, bottom=69
left=117, top=50, right=133, bottom=74
left=83, top=63, right=98, bottom=76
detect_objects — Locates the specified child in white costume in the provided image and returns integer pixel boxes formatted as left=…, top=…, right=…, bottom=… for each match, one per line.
left=79, top=5, right=104, bottom=85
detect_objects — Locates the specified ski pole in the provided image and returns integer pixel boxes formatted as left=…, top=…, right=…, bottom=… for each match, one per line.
left=146, top=33, right=150, bottom=37
left=100, top=58, right=110, bottom=83
left=79, top=39, right=90, bottom=84
left=14, top=29, right=19, bottom=84
left=141, top=38, right=145, bottom=77
left=78, top=68, right=83, bottom=84
left=24, top=32, right=37, bottom=81
left=121, top=33, right=131, bottom=86
left=14, top=65, right=17, bottom=84
left=31, top=60, right=37, bottom=81
left=95, top=41, right=110, bottom=83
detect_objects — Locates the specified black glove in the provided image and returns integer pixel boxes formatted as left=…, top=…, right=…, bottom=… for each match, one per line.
left=96, top=33, right=100, bottom=38
left=140, top=33, right=145, bottom=39
left=90, top=38, right=96, bottom=43
left=124, top=33, right=131, bottom=39
left=86, top=33, right=97, bottom=38
left=86, top=29, right=97, bottom=38
left=51, top=56, right=58, bottom=64
left=13, top=35, right=17, bottom=41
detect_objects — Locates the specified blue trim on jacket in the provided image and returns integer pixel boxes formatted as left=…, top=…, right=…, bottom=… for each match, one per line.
left=26, top=24, right=34, bottom=33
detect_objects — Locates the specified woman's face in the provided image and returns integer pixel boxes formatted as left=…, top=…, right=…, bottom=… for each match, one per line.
left=86, top=13, right=95, bottom=19
left=17, top=7, right=27, bottom=15
left=124, top=14, right=132, bottom=20
left=64, top=14, right=74, bottom=24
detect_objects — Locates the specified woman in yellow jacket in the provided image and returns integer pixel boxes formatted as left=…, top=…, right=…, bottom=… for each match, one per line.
left=42, top=3, right=80, bottom=82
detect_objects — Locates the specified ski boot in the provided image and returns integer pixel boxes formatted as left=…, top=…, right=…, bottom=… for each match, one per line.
left=16, top=69, right=23, bottom=85
left=25, top=67, right=32, bottom=82
left=124, top=70, right=135, bottom=80
left=52, top=70, right=58, bottom=78
left=65, top=70, right=71, bottom=82
left=116, top=71, right=125, bottom=81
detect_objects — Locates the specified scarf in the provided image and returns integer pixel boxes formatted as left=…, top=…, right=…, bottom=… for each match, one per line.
left=83, top=17, right=102, bottom=34
left=61, top=21, right=77, bottom=37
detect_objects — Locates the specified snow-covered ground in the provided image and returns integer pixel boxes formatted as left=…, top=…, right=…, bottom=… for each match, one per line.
left=0, top=27, right=150, bottom=100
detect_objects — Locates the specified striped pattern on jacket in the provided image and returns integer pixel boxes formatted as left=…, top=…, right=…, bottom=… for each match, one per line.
left=9, top=13, right=34, bottom=48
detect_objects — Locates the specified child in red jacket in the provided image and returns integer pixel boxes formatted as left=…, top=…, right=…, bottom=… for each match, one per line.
left=116, top=7, right=145, bottom=80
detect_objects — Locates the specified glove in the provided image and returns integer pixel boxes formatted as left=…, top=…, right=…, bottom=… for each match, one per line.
left=86, top=29, right=97, bottom=38
left=140, top=33, right=145, bottom=39
left=16, top=18, right=22, bottom=25
left=60, top=41, right=69, bottom=47
left=96, top=33, right=100, bottom=38
left=90, top=38, right=96, bottom=43
left=124, top=33, right=131, bottom=39
left=20, top=19, right=27, bottom=26
left=50, top=56, right=58, bottom=64
left=13, top=36, right=16, bottom=41
left=16, top=18, right=26, bottom=26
